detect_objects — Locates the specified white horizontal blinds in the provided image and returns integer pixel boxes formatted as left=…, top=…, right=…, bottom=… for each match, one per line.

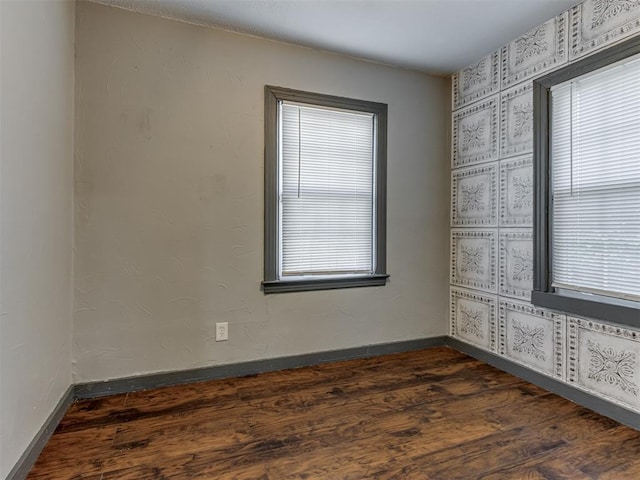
left=550, top=53, right=640, bottom=301
left=279, top=101, right=375, bottom=277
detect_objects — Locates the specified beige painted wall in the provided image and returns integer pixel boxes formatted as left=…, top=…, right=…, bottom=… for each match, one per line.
left=0, top=1, right=74, bottom=477
left=74, top=2, right=450, bottom=383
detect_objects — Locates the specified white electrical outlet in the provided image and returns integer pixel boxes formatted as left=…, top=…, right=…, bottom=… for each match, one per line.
left=215, top=322, right=228, bottom=341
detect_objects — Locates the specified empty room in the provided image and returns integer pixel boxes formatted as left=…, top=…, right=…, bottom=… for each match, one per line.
left=2, top=0, right=640, bottom=478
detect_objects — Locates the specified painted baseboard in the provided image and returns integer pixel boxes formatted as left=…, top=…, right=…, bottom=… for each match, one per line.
left=6, top=385, right=74, bottom=480
left=445, top=337, right=640, bottom=430
left=74, top=336, right=449, bottom=399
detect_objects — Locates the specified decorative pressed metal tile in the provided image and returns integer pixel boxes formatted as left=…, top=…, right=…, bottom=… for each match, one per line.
left=499, top=230, right=533, bottom=300
left=500, top=155, right=533, bottom=226
left=501, top=82, right=533, bottom=159
left=568, top=317, right=640, bottom=411
left=499, top=300, right=565, bottom=379
left=451, top=163, right=497, bottom=227
left=451, top=229, right=497, bottom=293
left=453, top=51, right=501, bottom=110
left=448, top=0, right=640, bottom=417
left=502, top=12, right=568, bottom=88
left=450, top=287, right=497, bottom=352
left=452, top=96, right=499, bottom=168
left=571, top=0, right=640, bottom=60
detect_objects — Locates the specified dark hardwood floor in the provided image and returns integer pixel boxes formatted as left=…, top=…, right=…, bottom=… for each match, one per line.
left=26, top=347, right=640, bottom=479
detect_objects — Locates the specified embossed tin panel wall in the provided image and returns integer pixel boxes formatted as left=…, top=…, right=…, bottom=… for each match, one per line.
left=499, top=155, right=533, bottom=226
left=451, top=163, right=497, bottom=226
left=450, top=0, right=640, bottom=413
left=499, top=300, right=565, bottom=379
left=500, top=83, right=533, bottom=159
left=568, top=318, right=640, bottom=410
left=450, top=287, right=497, bottom=352
left=451, top=229, right=497, bottom=293
left=452, top=52, right=500, bottom=110
left=499, top=230, right=533, bottom=300
left=452, top=96, right=499, bottom=168
left=570, top=0, right=640, bottom=59
left=501, top=13, right=568, bottom=89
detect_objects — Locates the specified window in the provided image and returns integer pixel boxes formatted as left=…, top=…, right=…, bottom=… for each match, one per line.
left=262, top=86, right=388, bottom=293
left=532, top=35, right=640, bottom=327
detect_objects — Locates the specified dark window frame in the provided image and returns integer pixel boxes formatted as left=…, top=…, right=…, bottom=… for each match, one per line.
left=532, top=35, right=640, bottom=328
left=262, top=86, right=389, bottom=294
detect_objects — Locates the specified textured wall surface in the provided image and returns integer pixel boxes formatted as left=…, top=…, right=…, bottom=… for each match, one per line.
left=450, top=0, right=640, bottom=413
left=74, top=2, right=450, bottom=383
left=0, top=1, right=74, bottom=477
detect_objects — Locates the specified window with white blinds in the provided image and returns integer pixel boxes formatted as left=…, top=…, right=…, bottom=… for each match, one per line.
left=550, top=53, right=640, bottom=302
left=279, top=101, right=375, bottom=277
left=263, top=86, right=387, bottom=293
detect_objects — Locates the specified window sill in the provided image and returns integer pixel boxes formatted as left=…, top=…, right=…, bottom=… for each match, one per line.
left=531, top=290, right=640, bottom=328
left=262, top=274, right=389, bottom=294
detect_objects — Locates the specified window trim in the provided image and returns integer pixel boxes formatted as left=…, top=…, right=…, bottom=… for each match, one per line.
left=532, top=34, right=640, bottom=328
left=262, top=85, right=388, bottom=294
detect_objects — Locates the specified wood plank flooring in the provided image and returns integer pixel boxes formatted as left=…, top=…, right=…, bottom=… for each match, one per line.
left=26, top=347, right=640, bottom=479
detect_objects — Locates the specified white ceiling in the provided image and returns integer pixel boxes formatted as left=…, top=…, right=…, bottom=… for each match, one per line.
left=90, top=0, right=580, bottom=75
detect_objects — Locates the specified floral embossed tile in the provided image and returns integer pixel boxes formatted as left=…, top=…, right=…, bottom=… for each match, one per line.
left=453, top=51, right=500, bottom=110
left=500, top=155, right=533, bottom=226
left=568, top=317, right=640, bottom=411
left=452, top=96, right=499, bottom=168
left=451, top=163, right=497, bottom=227
left=450, top=287, right=497, bottom=352
left=502, top=12, right=568, bottom=88
left=499, top=300, right=565, bottom=379
left=499, top=230, right=533, bottom=300
left=501, top=83, right=533, bottom=159
left=451, top=229, right=497, bottom=293
left=571, top=0, right=640, bottom=60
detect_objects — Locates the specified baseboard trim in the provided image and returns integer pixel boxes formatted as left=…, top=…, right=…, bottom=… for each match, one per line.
left=446, top=337, right=640, bottom=430
left=6, top=385, right=75, bottom=480
left=74, top=336, right=449, bottom=399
